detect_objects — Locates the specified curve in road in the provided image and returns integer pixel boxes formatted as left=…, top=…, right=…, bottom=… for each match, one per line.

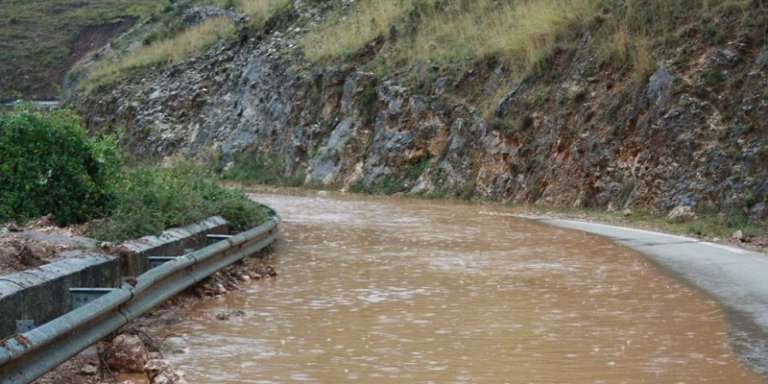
left=535, top=217, right=768, bottom=377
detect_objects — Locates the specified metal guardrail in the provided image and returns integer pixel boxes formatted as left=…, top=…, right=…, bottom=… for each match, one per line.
left=0, top=217, right=279, bottom=383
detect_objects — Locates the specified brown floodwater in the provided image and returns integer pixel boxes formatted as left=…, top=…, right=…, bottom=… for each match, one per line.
left=159, top=191, right=763, bottom=383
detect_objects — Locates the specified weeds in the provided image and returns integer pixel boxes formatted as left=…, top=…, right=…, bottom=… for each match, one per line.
left=0, top=108, right=268, bottom=239
left=89, top=162, right=269, bottom=242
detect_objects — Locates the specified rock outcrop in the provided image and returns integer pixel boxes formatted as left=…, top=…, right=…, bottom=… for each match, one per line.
left=72, top=2, right=768, bottom=223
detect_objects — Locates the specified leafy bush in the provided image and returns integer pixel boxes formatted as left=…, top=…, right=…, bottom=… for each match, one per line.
left=0, top=108, right=120, bottom=225
left=0, top=108, right=270, bottom=241
left=89, top=162, right=269, bottom=242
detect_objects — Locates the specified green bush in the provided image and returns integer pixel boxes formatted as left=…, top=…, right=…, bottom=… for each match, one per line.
left=0, top=108, right=120, bottom=225
left=0, top=107, right=270, bottom=241
left=89, top=162, right=270, bottom=242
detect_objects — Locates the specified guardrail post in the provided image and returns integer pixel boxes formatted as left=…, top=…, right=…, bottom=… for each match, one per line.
left=206, top=234, right=232, bottom=245
left=15, top=320, right=35, bottom=334
left=148, top=256, right=179, bottom=269
left=1, top=217, right=279, bottom=384
left=69, top=288, right=118, bottom=311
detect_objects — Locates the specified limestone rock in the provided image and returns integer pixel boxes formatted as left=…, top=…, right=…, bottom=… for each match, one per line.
left=105, top=334, right=150, bottom=373
left=145, top=359, right=188, bottom=384
left=755, top=47, right=768, bottom=69
left=667, top=205, right=696, bottom=223
left=80, top=363, right=98, bottom=375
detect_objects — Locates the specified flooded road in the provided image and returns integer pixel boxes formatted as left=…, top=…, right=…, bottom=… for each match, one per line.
left=161, top=191, right=764, bottom=383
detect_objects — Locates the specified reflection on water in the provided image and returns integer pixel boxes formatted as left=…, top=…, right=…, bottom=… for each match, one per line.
left=160, top=191, right=763, bottom=383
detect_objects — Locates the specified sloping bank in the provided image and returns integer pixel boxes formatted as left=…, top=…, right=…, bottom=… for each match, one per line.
left=532, top=217, right=768, bottom=377
left=0, top=207, right=279, bottom=384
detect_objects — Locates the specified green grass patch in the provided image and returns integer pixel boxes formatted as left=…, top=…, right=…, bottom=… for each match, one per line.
left=89, top=162, right=270, bottom=242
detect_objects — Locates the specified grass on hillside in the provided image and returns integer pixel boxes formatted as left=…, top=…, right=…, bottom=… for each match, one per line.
left=302, top=0, right=754, bottom=81
left=236, top=0, right=293, bottom=26
left=0, top=0, right=169, bottom=100
left=301, top=0, right=412, bottom=61
left=83, top=16, right=236, bottom=91
left=78, top=0, right=292, bottom=91
left=301, top=0, right=599, bottom=68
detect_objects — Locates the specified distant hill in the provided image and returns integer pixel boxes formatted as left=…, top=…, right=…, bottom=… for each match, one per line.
left=0, top=0, right=167, bottom=101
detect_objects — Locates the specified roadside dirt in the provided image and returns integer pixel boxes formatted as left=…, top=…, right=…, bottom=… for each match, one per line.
left=0, top=216, right=97, bottom=276
left=32, top=251, right=277, bottom=384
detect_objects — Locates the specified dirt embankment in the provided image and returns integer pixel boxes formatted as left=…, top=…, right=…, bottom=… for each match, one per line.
left=32, top=252, right=277, bottom=384
left=0, top=215, right=97, bottom=275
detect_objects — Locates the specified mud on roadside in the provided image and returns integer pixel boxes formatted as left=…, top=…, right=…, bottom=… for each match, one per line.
left=0, top=215, right=97, bottom=276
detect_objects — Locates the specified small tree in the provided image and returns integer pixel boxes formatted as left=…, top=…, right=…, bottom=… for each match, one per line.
left=0, top=107, right=120, bottom=225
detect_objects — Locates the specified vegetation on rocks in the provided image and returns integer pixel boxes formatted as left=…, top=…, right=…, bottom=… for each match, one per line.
left=84, top=16, right=237, bottom=91
left=235, top=0, right=293, bottom=27
left=302, top=0, right=599, bottom=73
left=0, top=107, right=268, bottom=242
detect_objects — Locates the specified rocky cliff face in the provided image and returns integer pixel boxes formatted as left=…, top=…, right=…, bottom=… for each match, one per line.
left=73, top=4, right=768, bottom=223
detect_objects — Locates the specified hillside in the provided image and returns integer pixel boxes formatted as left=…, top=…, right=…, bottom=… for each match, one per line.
left=0, top=0, right=175, bottom=101
left=48, top=0, right=768, bottom=234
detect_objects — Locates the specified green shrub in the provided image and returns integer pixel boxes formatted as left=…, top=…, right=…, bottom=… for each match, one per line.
left=0, top=108, right=121, bottom=225
left=89, top=162, right=270, bottom=242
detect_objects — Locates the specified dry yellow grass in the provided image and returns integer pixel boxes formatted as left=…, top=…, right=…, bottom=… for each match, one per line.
left=84, top=16, right=236, bottom=90
left=236, top=0, right=292, bottom=26
left=301, top=0, right=413, bottom=61
left=408, top=0, right=598, bottom=68
left=302, top=0, right=600, bottom=72
left=599, top=22, right=655, bottom=82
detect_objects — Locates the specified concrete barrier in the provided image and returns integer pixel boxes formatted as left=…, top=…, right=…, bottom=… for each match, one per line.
left=0, top=252, right=119, bottom=339
left=0, top=216, right=279, bottom=384
left=120, top=216, right=230, bottom=276
left=0, top=216, right=231, bottom=340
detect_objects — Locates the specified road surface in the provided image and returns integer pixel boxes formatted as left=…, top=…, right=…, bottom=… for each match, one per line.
left=536, top=217, right=768, bottom=376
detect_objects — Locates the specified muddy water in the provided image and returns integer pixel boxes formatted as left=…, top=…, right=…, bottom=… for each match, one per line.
left=161, top=192, right=763, bottom=383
